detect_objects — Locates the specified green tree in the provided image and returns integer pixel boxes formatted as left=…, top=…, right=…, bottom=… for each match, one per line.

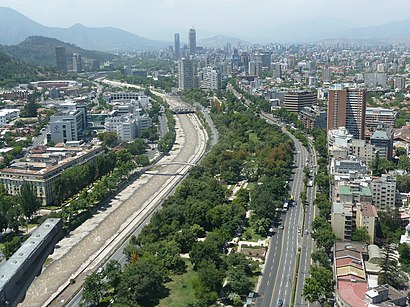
left=397, top=175, right=410, bottom=193
left=82, top=272, right=105, bottom=305
left=399, top=243, right=410, bottom=272
left=371, top=151, right=381, bottom=176
left=128, top=138, right=147, bottom=155
left=311, top=249, right=331, bottom=270
left=190, top=240, right=222, bottom=270
left=2, top=236, right=21, bottom=259
left=379, top=243, right=408, bottom=288
left=351, top=227, right=371, bottom=244
left=193, top=260, right=225, bottom=304
left=18, top=182, right=40, bottom=219
left=226, top=267, right=253, bottom=295
left=398, top=155, right=410, bottom=172
left=117, top=255, right=167, bottom=306
left=98, top=131, right=119, bottom=147
left=302, top=266, right=335, bottom=305
left=104, top=259, right=122, bottom=289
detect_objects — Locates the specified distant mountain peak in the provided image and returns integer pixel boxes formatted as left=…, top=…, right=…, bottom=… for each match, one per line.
left=0, top=6, right=166, bottom=51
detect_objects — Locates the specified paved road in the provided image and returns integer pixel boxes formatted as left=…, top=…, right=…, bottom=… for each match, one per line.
left=31, top=126, right=49, bottom=147
left=255, top=115, right=307, bottom=307
left=21, top=111, right=207, bottom=307
left=227, top=83, right=320, bottom=306
left=294, top=142, right=319, bottom=307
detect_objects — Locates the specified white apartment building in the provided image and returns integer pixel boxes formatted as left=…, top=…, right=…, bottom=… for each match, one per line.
left=370, top=174, right=397, bottom=211
left=200, top=67, right=220, bottom=90
left=0, top=109, right=20, bottom=126
left=50, top=106, right=87, bottom=143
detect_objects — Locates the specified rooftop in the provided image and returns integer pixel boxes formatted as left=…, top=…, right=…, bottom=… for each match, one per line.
left=0, top=219, right=61, bottom=291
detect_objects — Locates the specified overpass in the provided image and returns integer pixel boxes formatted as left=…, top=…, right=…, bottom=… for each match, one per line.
left=171, top=106, right=195, bottom=114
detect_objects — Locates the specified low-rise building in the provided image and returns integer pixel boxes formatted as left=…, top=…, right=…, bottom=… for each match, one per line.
left=334, top=242, right=407, bottom=307
left=0, top=109, right=20, bottom=126
left=332, top=202, right=377, bottom=243
left=365, top=285, right=407, bottom=306
left=299, top=106, right=327, bottom=130
left=0, top=145, right=103, bottom=205
left=365, top=108, right=397, bottom=130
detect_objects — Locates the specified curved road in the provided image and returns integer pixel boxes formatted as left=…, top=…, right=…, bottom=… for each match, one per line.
left=20, top=103, right=207, bottom=306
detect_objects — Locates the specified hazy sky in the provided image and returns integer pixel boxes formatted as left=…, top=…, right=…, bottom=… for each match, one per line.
left=0, top=0, right=409, bottom=41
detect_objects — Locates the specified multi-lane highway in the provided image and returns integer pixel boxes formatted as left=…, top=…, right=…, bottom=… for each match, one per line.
left=256, top=113, right=309, bottom=307
left=227, top=83, right=319, bottom=306
left=294, top=141, right=319, bottom=307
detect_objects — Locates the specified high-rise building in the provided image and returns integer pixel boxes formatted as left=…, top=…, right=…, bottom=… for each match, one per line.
left=200, top=67, right=220, bottom=90
left=322, top=65, right=331, bottom=82
left=55, top=46, right=67, bottom=73
left=189, top=28, right=196, bottom=55
left=72, top=53, right=82, bottom=73
left=284, top=91, right=316, bottom=113
left=327, top=87, right=367, bottom=139
left=178, top=58, right=196, bottom=91
left=394, top=75, right=406, bottom=90
left=174, top=33, right=180, bottom=59
left=364, top=72, right=387, bottom=88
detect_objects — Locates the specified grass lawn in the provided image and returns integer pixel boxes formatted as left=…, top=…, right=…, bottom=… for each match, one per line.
left=159, top=260, right=197, bottom=307
left=242, top=227, right=265, bottom=242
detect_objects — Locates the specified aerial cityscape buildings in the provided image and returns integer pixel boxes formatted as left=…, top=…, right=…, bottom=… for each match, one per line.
left=2, top=8, right=410, bottom=306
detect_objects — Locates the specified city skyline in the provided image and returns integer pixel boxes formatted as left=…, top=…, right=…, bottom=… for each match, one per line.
left=0, top=0, right=410, bottom=42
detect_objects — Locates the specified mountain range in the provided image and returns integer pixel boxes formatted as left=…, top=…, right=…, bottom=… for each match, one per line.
left=1, top=6, right=410, bottom=51
left=0, top=6, right=166, bottom=51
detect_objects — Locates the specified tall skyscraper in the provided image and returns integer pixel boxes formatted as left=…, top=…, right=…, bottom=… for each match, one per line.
left=174, top=33, right=181, bottom=59
left=327, top=87, right=367, bottom=139
left=55, top=46, right=67, bottom=73
left=72, top=53, right=82, bottom=72
left=189, top=28, right=196, bottom=55
left=178, top=58, right=196, bottom=90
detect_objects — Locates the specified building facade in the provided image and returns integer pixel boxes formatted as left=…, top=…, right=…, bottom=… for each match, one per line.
left=50, top=106, right=87, bottom=143
left=72, top=53, right=82, bottom=73
left=284, top=91, right=316, bottom=113
left=370, top=175, right=396, bottom=211
left=174, top=33, right=180, bottom=59
left=327, top=87, right=366, bottom=140
left=0, top=146, right=104, bottom=205
left=189, top=28, right=196, bottom=55
left=200, top=67, right=220, bottom=90
left=178, top=58, right=196, bottom=91
left=55, top=46, right=67, bottom=73
left=365, top=107, right=397, bottom=130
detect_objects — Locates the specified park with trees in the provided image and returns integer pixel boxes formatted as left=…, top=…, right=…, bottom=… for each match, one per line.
left=81, top=87, right=294, bottom=306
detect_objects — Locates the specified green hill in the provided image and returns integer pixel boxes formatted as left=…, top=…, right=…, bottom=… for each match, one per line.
left=0, top=36, right=116, bottom=67
left=0, top=50, right=41, bottom=87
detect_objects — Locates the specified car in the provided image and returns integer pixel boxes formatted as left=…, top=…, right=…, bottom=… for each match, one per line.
left=269, top=227, right=274, bottom=233
left=279, top=225, right=284, bottom=230
left=305, top=230, right=309, bottom=235
left=297, top=228, right=301, bottom=234
left=277, top=299, right=283, bottom=306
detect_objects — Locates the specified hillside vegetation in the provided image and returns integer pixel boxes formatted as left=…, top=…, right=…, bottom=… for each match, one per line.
left=0, top=36, right=116, bottom=66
